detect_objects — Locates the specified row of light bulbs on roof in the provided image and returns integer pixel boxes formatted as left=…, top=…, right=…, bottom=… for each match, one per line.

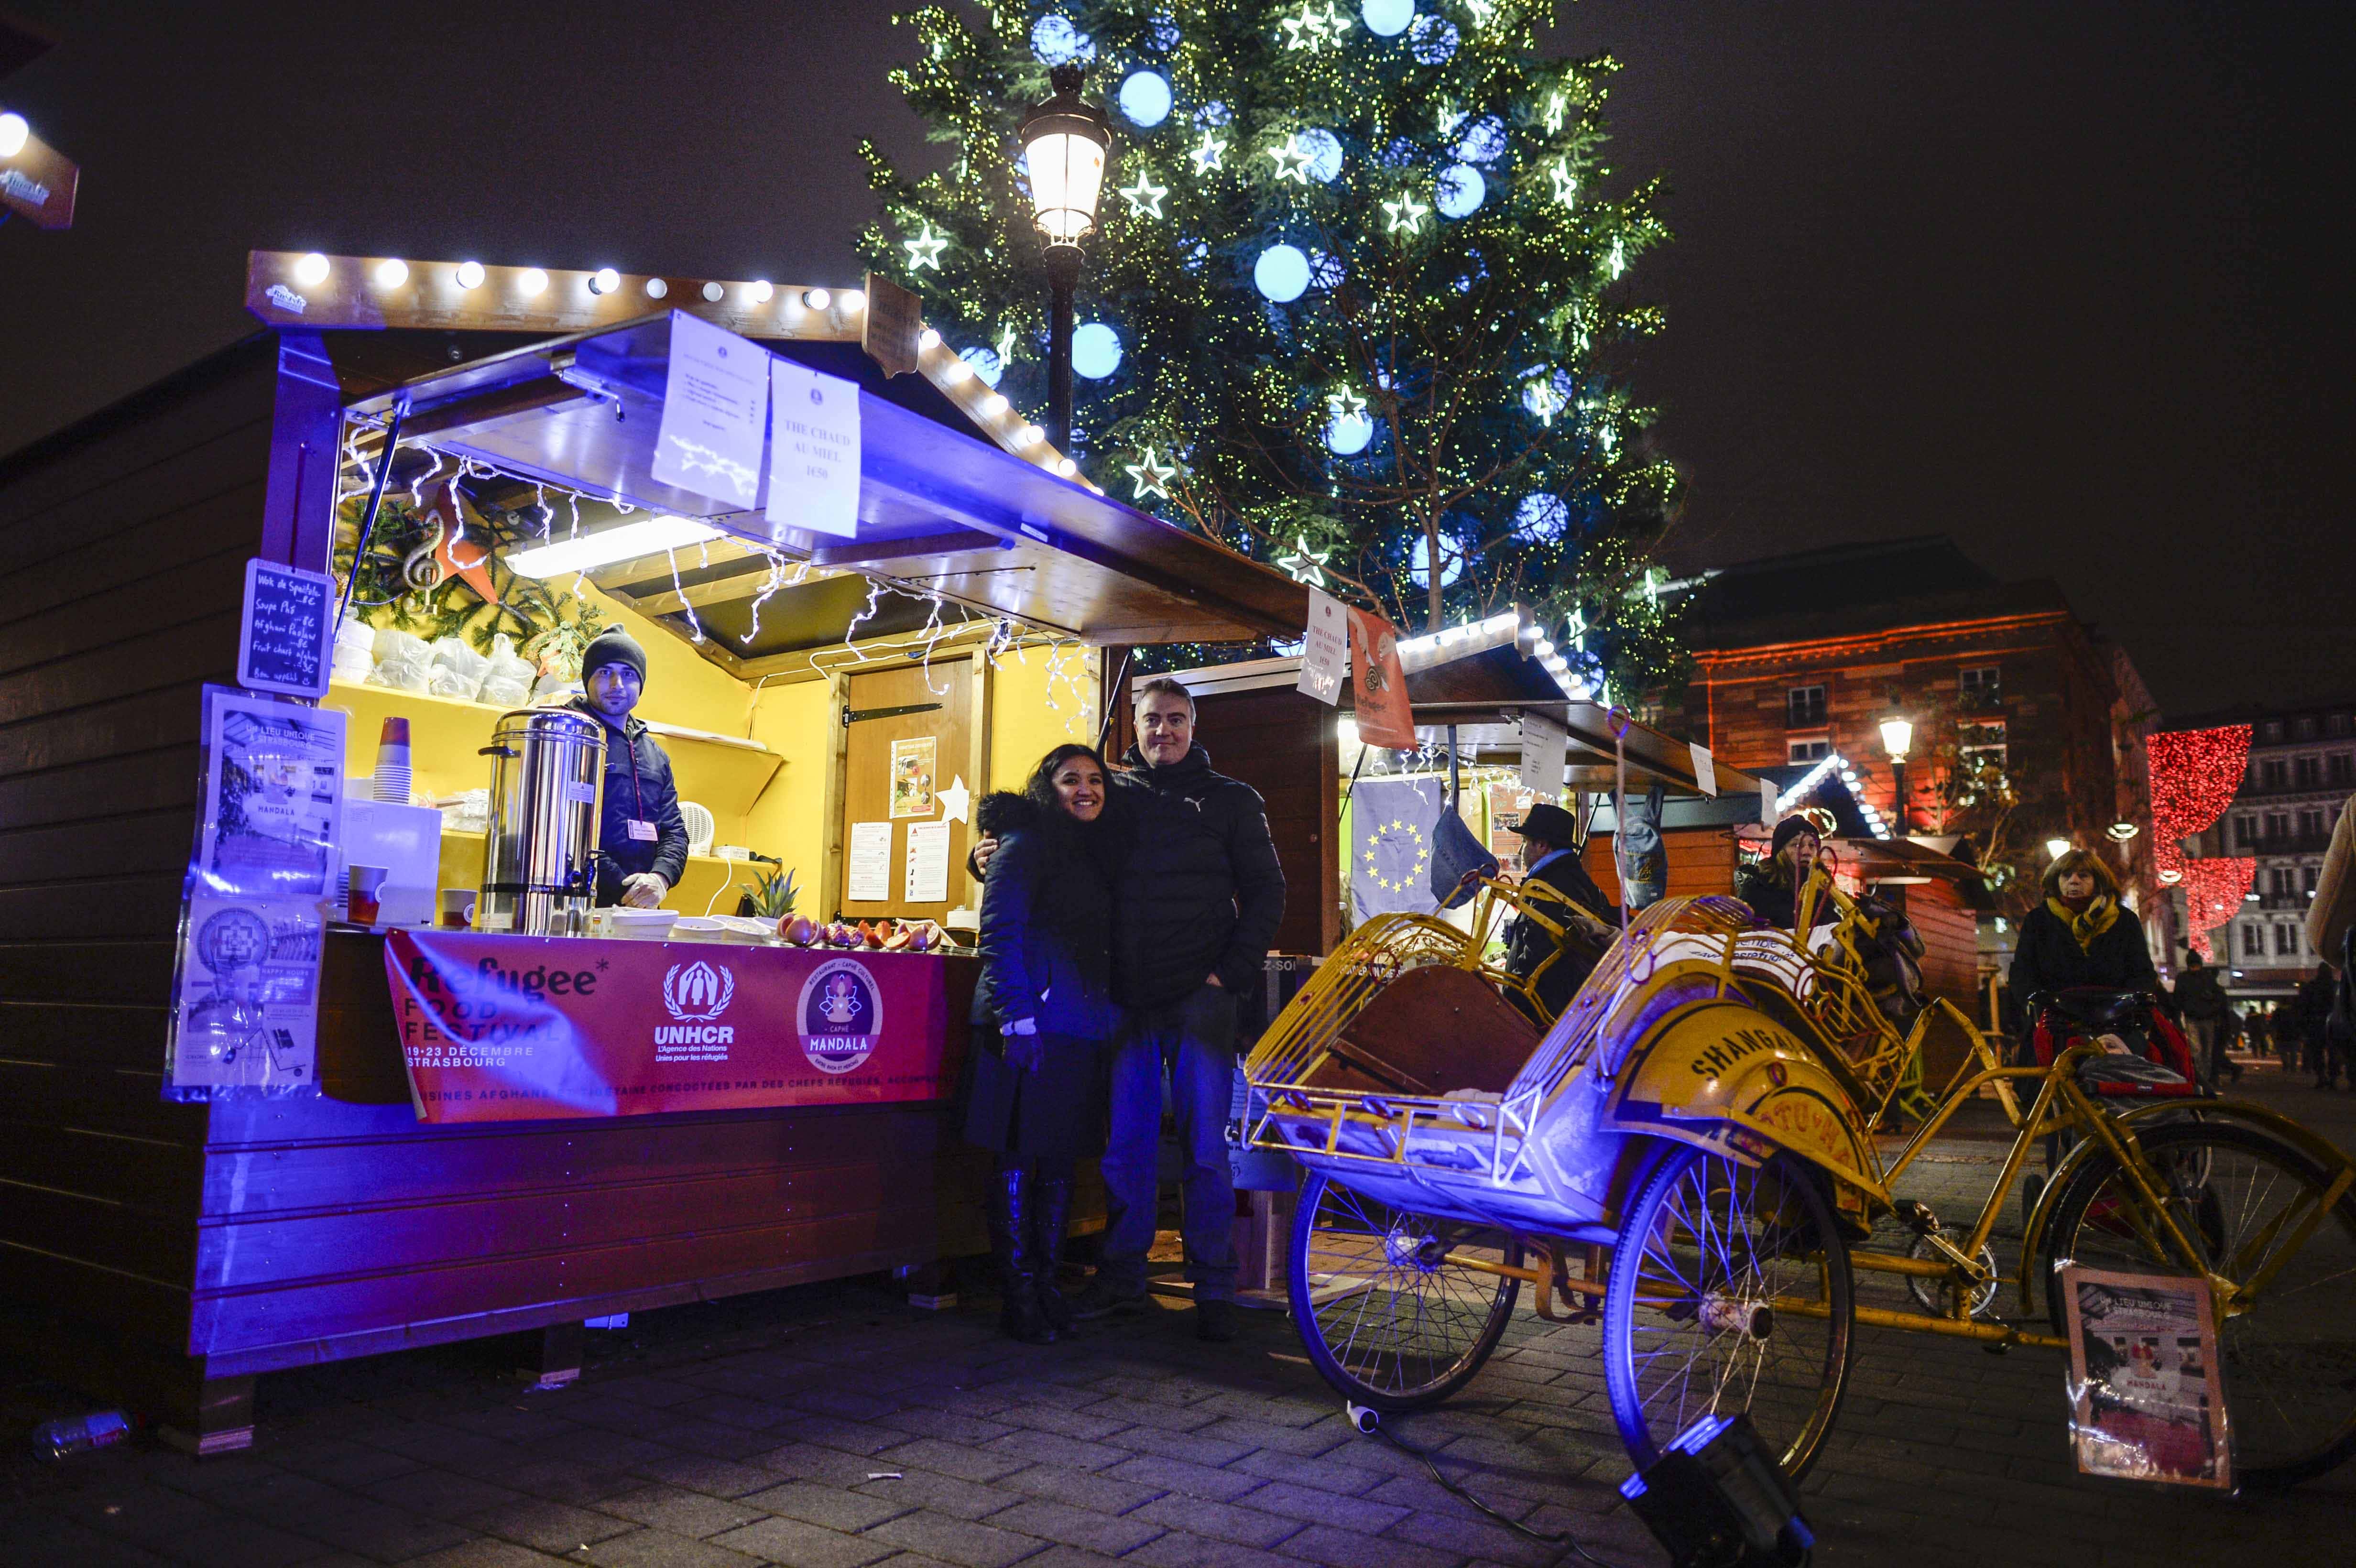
left=286, top=251, right=870, bottom=316
left=287, top=250, right=1084, bottom=481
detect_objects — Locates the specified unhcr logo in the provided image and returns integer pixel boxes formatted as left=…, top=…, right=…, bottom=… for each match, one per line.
left=662, top=960, right=736, bottom=1023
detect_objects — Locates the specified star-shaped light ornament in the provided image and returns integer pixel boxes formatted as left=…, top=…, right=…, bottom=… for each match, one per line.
left=1120, top=172, right=1169, bottom=218
left=938, top=775, right=971, bottom=825
left=1383, top=190, right=1430, bottom=235
left=903, top=222, right=949, bottom=272
left=995, top=323, right=1018, bottom=363
left=1542, top=90, right=1569, bottom=135
left=1124, top=446, right=1180, bottom=501
left=1466, top=0, right=1497, bottom=27
left=1327, top=386, right=1367, bottom=424
left=1524, top=380, right=1564, bottom=427
left=1275, top=533, right=1331, bottom=588
left=1265, top=134, right=1314, bottom=185
left=1279, top=0, right=1337, bottom=51
left=1191, top=132, right=1229, bottom=174
left=1548, top=159, right=1579, bottom=208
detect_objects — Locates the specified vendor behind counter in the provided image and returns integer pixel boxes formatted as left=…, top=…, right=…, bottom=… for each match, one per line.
left=571, top=628, right=689, bottom=908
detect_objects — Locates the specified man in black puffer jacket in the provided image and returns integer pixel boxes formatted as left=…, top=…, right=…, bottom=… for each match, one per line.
left=1071, top=677, right=1284, bottom=1341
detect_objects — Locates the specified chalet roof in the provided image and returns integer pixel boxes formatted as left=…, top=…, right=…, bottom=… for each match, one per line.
left=1682, top=534, right=2076, bottom=654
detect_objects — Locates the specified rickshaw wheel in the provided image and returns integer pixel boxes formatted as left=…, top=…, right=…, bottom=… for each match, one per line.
left=1603, top=1145, right=1854, bottom=1482
left=2042, top=1121, right=2356, bottom=1488
left=1286, top=1168, right=1524, bottom=1412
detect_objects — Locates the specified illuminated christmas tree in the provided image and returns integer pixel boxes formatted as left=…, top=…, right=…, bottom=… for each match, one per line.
left=859, top=0, right=1681, bottom=689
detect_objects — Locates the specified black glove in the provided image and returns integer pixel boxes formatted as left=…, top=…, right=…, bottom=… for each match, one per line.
left=1000, top=1019, right=1045, bottom=1073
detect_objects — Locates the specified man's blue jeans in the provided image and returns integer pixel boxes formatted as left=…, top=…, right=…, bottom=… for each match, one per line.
left=1098, top=984, right=1237, bottom=1302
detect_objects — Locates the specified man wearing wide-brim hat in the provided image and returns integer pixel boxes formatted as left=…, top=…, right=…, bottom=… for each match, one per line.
left=1500, top=801, right=1616, bottom=1025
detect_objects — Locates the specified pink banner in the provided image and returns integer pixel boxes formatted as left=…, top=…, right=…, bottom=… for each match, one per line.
left=384, top=931, right=964, bottom=1123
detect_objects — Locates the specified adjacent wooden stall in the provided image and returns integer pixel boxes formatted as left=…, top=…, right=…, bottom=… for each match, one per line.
left=0, top=254, right=1306, bottom=1450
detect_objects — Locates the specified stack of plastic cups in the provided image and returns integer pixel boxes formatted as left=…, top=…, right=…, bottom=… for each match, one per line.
left=373, top=717, right=411, bottom=806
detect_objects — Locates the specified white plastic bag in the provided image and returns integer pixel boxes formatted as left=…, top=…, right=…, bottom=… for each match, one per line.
left=477, top=632, right=537, bottom=708
left=368, top=627, right=432, bottom=692
left=532, top=671, right=581, bottom=704
left=425, top=635, right=491, bottom=700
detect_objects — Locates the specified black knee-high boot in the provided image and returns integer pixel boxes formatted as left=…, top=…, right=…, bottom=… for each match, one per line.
left=1031, top=1167, right=1078, bottom=1339
left=992, top=1165, right=1056, bottom=1344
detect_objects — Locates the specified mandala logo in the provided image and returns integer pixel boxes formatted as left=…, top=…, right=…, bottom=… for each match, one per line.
left=796, top=958, right=883, bottom=1076
left=662, top=960, right=736, bottom=1022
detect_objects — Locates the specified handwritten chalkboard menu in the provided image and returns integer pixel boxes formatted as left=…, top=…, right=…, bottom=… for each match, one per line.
left=237, top=558, right=335, bottom=699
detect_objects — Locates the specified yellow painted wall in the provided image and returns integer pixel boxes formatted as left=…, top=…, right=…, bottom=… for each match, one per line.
left=987, top=641, right=1100, bottom=794
left=742, top=677, right=835, bottom=916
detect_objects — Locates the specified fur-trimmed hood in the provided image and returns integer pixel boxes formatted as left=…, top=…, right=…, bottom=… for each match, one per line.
left=975, top=790, right=1037, bottom=840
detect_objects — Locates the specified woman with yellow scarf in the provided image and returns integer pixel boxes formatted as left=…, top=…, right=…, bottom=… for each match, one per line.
left=2007, top=846, right=2159, bottom=1006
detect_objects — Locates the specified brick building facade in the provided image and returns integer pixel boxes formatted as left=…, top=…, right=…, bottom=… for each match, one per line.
left=1661, top=537, right=2160, bottom=946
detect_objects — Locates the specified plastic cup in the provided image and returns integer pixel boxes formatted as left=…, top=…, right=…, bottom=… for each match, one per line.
left=439, top=888, right=476, bottom=928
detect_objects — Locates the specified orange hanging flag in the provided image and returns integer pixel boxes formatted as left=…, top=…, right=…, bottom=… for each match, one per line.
left=1348, top=607, right=1416, bottom=749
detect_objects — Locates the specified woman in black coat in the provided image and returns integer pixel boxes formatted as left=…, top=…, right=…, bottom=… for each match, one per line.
left=968, top=743, right=1126, bottom=1343
left=2008, top=846, right=2158, bottom=1002
left=1738, top=816, right=1837, bottom=933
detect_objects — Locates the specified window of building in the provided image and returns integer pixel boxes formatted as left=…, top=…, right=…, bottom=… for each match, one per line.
left=1959, top=665, right=2001, bottom=709
left=2331, top=713, right=2352, bottom=738
left=2267, top=811, right=2291, bottom=839
left=2297, top=716, right=2318, bottom=739
left=2264, top=759, right=2288, bottom=790
left=2243, top=924, right=2265, bottom=957
left=2277, top=925, right=2302, bottom=957
left=1957, top=719, right=2007, bottom=771
left=2234, top=815, right=2258, bottom=848
left=2307, top=865, right=2322, bottom=896
left=2271, top=866, right=2296, bottom=898
left=2332, top=752, right=2354, bottom=787
left=1787, top=685, right=1827, bottom=728
left=2297, top=755, right=2321, bottom=788
left=2266, top=720, right=2285, bottom=742
left=2301, top=808, right=2325, bottom=838
left=1788, top=738, right=1830, bottom=763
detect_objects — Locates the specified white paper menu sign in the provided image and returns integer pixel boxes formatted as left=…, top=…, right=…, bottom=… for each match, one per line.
left=1689, top=741, right=1718, bottom=797
left=905, top=821, right=951, bottom=904
left=764, top=356, right=862, bottom=539
left=652, top=311, right=769, bottom=506
left=1518, top=712, right=1568, bottom=803
left=848, top=820, right=893, bottom=903
left=1296, top=586, right=1349, bottom=705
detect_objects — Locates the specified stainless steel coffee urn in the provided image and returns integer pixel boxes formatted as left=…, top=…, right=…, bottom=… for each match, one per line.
left=477, top=708, right=606, bottom=936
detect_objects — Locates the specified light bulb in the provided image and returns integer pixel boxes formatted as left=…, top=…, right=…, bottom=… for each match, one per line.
left=701, top=281, right=723, bottom=302
left=0, top=112, right=27, bottom=158
left=453, top=260, right=485, bottom=290
left=589, top=267, right=622, bottom=294
left=804, top=288, right=831, bottom=310
left=980, top=393, right=1010, bottom=418
left=373, top=258, right=409, bottom=289
left=943, top=358, right=973, bottom=381
left=1056, top=458, right=1078, bottom=476
left=644, top=277, right=668, bottom=299
left=750, top=280, right=774, bottom=303
left=518, top=268, right=549, bottom=297
left=918, top=327, right=941, bottom=350
left=1018, top=425, right=1045, bottom=446
left=293, top=252, right=331, bottom=288
left=839, top=289, right=867, bottom=312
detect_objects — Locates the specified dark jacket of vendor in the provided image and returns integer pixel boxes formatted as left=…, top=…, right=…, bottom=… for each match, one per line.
left=568, top=629, right=689, bottom=907
left=1108, top=740, right=1286, bottom=1009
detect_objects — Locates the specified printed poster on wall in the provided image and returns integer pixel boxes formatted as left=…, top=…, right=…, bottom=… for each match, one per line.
left=905, top=821, right=951, bottom=904
left=164, top=686, right=345, bottom=1099
left=652, top=311, right=769, bottom=506
left=890, top=736, right=938, bottom=818
left=848, top=820, right=894, bottom=903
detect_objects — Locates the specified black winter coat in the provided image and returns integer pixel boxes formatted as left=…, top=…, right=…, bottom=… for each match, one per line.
left=568, top=699, right=689, bottom=905
left=1109, top=743, right=1287, bottom=1010
left=1735, top=865, right=1834, bottom=932
left=974, top=795, right=1123, bottom=1040
left=2008, top=900, right=2159, bottom=1002
left=1502, top=850, right=1614, bottom=1025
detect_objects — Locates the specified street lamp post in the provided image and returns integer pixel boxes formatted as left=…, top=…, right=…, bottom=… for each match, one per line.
left=1878, top=713, right=1914, bottom=837
left=1018, top=65, right=1112, bottom=454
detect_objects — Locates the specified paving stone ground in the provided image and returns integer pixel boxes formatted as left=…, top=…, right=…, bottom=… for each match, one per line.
left=5, top=1067, right=2353, bottom=1568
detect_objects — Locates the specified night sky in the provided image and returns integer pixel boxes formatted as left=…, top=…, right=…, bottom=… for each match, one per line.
left=1, top=1, right=2344, bottom=715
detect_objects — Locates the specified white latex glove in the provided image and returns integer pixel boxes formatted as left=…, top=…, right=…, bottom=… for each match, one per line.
left=620, top=872, right=669, bottom=909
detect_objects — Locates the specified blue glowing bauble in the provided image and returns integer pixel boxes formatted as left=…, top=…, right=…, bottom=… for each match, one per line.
left=1325, top=411, right=1375, bottom=455
left=1456, top=113, right=1506, bottom=164
left=1196, top=99, right=1232, bottom=127
left=1409, top=534, right=1463, bottom=588
left=1362, top=0, right=1415, bottom=36
left=1030, top=15, right=1094, bottom=65
left=1118, top=70, right=1172, bottom=129
left=1071, top=322, right=1123, bottom=380
left=1150, top=11, right=1180, bottom=51
left=1435, top=163, right=1486, bottom=218
left=960, top=347, right=1004, bottom=387
left=1379, top=135, right=1418, bottom=169
left=1309, top=250, right=1345, bottom=288
left=1254, top=244, right=1311, bottom=302
left=1182, top=239, right=1209, bottom=272
left=1298, top=128, right=1344, bottom=183
left=1409, top=14, right=1458, bottom=63
left=1514, top=493, right=1571, bottom=543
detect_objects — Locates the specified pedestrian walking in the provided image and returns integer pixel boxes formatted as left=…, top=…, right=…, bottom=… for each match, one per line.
left=969, top=745, right=1128, bottom=1343
left=1073, top=677, right=1284, bottom=1343
left=2300, top=962, right=2343, bottom=1090
left=2173, top=950, right=2228, bottom=1082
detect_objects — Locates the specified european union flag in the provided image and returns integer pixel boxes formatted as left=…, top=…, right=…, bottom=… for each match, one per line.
left=1352, top=775, right=1448, bottom=920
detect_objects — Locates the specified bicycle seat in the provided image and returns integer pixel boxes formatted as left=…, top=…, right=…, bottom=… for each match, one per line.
left=2075, top=1050, right=2191, bottom=1096
left=2047, top=989, right=2147, bottom=1029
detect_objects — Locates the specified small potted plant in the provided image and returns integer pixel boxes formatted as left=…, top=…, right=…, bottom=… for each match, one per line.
left=742, top=866, right=810, bottom=942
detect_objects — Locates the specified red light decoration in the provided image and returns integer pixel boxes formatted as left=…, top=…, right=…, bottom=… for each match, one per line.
left=2178, top=856, right=2255, bottom=960
left=2147, top=723, right=2253, bottom=882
